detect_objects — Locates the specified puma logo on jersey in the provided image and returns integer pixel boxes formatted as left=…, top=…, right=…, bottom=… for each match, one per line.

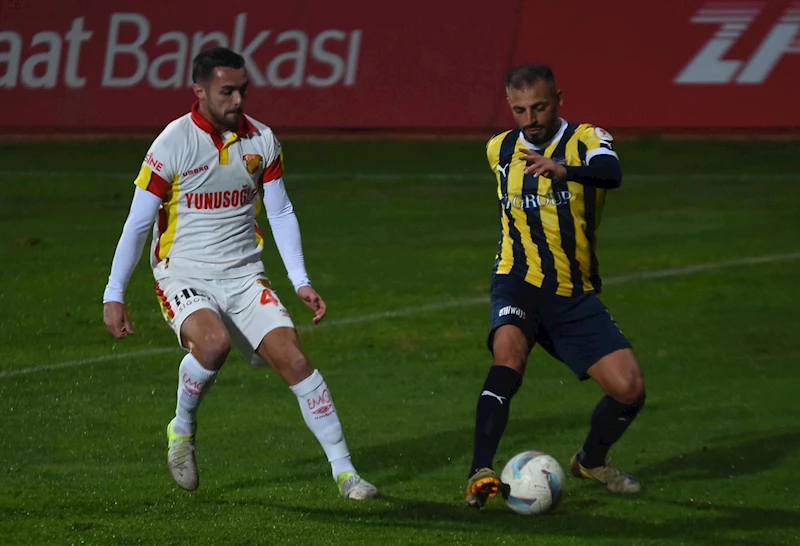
left=496, top=163, right=509, bottom=177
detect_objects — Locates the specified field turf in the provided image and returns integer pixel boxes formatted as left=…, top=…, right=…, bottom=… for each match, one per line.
left=0, top=137, right=798, bottom=545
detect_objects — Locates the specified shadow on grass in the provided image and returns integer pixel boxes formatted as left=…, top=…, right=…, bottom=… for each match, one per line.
left=195, top=489, right=799, bottom=546
left=6, top=426, right=797, bottom=545
left=224, top=409, right=589, bottom=491
left=637, top=428, right=800, bottom=482
left=283, top=496, right=798, bottom=544
left=209, top=427, right=800, bottom=545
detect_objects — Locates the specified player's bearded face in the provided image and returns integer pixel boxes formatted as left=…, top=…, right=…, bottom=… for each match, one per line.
left=199, top=67, right=249, bottom=132
left=507, top=82, right=562, bottom=146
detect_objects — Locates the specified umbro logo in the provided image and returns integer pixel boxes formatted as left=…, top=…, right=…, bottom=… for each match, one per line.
left=181, top=164, right=209, bottom=178
left=312, top=404, right=332, bottom=415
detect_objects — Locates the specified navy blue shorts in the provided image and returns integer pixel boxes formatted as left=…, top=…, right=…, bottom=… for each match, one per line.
left=488, top=274, right=632, bottom=380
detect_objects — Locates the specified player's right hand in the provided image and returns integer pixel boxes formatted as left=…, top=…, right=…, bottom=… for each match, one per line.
left=297, top=285, right=327, bottom=324
left=103, top=302, right=135, bottom=339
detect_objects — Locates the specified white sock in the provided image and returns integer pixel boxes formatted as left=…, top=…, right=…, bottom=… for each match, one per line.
left=173, top=353, right=218, bottom=437
left=290, top=370, right=356, bottom=479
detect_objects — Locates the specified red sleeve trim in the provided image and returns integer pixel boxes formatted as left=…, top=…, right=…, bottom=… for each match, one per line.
left=147, top=172, right=171, bottom=199
left=261, top=155, right=284, bottom=184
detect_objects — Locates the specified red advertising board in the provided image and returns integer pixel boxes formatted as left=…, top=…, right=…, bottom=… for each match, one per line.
left=504, top=0, right=800, bottom=129
left=0, top=0, right=515, bottom=131
left=1, top=0, right=798, bottom=131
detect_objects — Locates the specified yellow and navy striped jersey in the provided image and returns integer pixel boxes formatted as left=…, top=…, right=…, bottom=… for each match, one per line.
left=487, top=120, right=618, bottom=296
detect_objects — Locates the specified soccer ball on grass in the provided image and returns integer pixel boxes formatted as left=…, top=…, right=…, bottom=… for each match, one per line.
left=500, top=450, right=566, bottom=515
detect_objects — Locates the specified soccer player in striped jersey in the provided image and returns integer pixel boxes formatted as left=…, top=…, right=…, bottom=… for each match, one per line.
left=465, top=64, right=646, bottom=508
left=102, top=47, right=377, bottom=500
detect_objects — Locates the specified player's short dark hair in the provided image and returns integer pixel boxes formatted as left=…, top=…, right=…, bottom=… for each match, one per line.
left=505, top=64, right=557, bottom=91
left=191, top=47, right=245, bottom=83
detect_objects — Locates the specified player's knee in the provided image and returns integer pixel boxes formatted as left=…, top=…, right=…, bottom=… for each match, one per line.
left=612, top=373, right=645, bottom=405
left=284, top=356, right=314, bottom=384
left=193, top=332, right=231, bottom=367
left=491, top=333, right=527, bottom=366
left=492, top=357, right=526, bottom=374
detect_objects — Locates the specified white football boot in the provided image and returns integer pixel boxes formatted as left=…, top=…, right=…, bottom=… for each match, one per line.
left=337, top=472, right=378, bottom=500
left=167, top=418, right=199, bottom=491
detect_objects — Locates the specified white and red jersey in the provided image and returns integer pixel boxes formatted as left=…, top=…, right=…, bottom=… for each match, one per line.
left=134, top=102, right=285, bottom=280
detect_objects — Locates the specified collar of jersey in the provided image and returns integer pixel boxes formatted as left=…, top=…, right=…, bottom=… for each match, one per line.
left=190, top=101, right=258, bottom=137
left=519, top=118, right=568, bottom=151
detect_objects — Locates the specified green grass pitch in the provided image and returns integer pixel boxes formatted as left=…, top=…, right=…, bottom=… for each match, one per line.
left=0, top=137, right=798, bottom=545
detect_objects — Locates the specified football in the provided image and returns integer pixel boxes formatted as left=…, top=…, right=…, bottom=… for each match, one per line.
left=500, top=450, right=566, bottom=515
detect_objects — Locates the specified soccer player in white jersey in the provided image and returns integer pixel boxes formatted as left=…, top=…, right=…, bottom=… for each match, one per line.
left=102, top=47, right=378, bottom=500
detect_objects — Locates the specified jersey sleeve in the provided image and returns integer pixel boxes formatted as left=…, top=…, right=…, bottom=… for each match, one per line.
left=576, top=124, right=619, bottom=166
left=133, top=132, right=179, bottom=201
left=486, top=133, right=504, bottom=174
left=103, top=187, right=162, bottom=303
left=261, top=133, right=284, bottom=184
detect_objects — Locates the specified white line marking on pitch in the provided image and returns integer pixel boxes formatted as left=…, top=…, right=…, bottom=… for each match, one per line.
left=1, top=252, right=798, bottom=379
left=0, top=348, right=177, bottom=379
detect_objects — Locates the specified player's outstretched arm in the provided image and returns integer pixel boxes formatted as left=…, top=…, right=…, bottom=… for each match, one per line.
left=102, top=187, right=161, bottom=338
left=262, top=177, right=322, bottom=320
left=563, top=155, right=622, bottom=189
left=519, top=147, right=568, bottom=180
left=519, top=147, right=622, bottom=189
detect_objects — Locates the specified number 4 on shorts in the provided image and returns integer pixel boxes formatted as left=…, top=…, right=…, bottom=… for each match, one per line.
left=260, top=289, right=278, bottom=306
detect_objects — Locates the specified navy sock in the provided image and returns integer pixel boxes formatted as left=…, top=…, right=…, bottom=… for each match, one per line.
left=579, top=392, right=646, bottom=468
left=469, top=365, right=523, bottom=477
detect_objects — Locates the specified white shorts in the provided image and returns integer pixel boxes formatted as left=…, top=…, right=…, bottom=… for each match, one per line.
left=154, top=272, right=295, bottom=366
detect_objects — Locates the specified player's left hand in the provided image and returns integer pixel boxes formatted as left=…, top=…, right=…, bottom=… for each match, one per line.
left=519, top=148, right=568, bottom=179
left=297, top=286, right=327, bottom=324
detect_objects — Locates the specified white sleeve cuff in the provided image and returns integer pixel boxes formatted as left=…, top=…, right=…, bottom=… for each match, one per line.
left=103, top=187, right=161, bottom=303
left=263, top=178, right=311, bottom=292
left=586, top=147, right=619, bottom=163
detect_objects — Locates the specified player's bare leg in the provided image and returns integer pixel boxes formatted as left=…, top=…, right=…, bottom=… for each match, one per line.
left=572, top=348, right=645, bottom=494
left=256, top=327, right=377, bottom=500
left=466, top=325, right=525, bottom=508
left=168, top=309, right=230, bottom=491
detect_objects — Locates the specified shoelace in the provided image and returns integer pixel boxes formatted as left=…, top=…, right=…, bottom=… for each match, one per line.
left=599, top=466, right=636, bottom=486
left=170, top=441, right=195, bottom=468
left=341, top=475, right=360, bottom=489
